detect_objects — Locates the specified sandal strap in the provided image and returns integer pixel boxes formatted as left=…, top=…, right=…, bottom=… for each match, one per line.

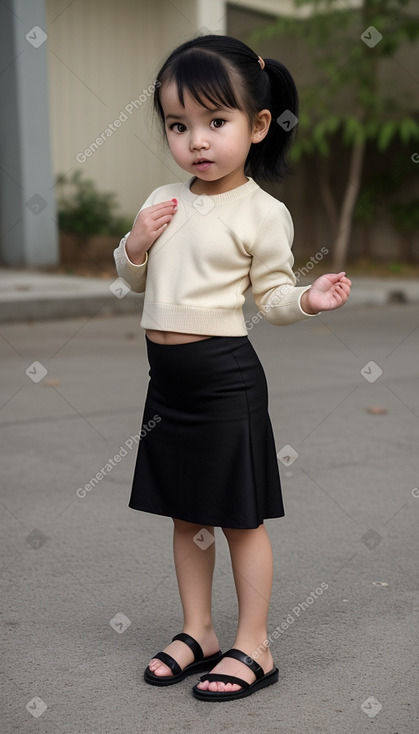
left=171, top=632, right=204, bottom=662
left=199, top=673, right=250, bottom=689
left=152, top=651, right=181, bottom=676
left=222, top=648, right=264, bottom=680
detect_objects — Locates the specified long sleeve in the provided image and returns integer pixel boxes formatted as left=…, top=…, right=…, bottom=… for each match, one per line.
left=249, top=202, right=318, bottom=326
left=113, top=234, right=148, bottom=294
left=113, top=188, right=159, bottom=294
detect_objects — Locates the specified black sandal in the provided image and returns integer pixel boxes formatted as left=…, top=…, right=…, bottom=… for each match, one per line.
left=144, top=632, right=223, bottom=686
left=192, top=648, right=279, bottom=701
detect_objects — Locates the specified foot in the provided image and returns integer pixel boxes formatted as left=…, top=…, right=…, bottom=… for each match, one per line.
left=148, top=629, right=220, bottom=678
left=196, top=645, right=274, bottom=693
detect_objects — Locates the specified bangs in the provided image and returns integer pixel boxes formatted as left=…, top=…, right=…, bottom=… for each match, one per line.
left=159, top=49, right=242, bottom=111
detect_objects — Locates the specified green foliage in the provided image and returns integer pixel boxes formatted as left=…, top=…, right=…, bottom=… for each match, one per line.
left=387, top=261, right=405, bottom=273
left=250, top=0, right=419, bottom=262
left=250, top=0, right=419, bottom=159
left=391, top=200, right=419, bottom=231
left=56, top=170, right=132, bottom=238
left=354, top=150, right=418, bottom=225
left=353, top=187, right=378, bottom=224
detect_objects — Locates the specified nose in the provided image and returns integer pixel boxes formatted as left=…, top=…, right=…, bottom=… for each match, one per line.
left=189, top=128, right=209, bottom=152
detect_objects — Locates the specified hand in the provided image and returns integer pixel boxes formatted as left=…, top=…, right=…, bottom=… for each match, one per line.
left=301, top=272, right=352, bottom=314
left=125, top=199, right=178, bottom=263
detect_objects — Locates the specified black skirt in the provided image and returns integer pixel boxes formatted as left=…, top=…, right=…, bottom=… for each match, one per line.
left=128, top=334, right=285, bottom=529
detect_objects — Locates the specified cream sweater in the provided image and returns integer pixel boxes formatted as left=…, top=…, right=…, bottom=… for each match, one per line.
left=113, top=176, right=317, bottom=336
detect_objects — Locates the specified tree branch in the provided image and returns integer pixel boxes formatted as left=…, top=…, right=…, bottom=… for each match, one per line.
left=333, top=139, right=366, bottom=271
left=316, top=157, right=339, bottom=238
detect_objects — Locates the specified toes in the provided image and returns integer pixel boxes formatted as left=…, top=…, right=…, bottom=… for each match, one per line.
left=208, top=681, right=221, bottom=692
left=149, top=661, right=172, bottom=677
left=157, top=664, right=172, bottom=677
left=196, top=680, right=242, bottom=693
left=223, top=682, right=241, bottom=692
left=148, top=659, right=162, bottom=673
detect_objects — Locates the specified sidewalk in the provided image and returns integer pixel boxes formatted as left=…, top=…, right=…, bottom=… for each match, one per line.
left=0, top=267, right=419, bottom=322
left=1, top=303, right=418, bottom=733
left=0, top=269, right=142, bottom=322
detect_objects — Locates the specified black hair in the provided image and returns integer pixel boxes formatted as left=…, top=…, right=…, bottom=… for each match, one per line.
left=153, top=34, right=299, bottom=183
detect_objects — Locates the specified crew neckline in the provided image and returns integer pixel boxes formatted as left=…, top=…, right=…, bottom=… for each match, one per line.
left=181, top=176, right=259, bottom=205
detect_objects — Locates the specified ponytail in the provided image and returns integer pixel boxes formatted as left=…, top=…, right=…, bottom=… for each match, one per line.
left=245, top=58, right=299, bottom=182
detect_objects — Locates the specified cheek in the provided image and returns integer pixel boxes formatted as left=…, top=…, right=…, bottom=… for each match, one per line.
left=166, top=136, right=182, bottom=158
left=168, top=135, right=186, bottom=153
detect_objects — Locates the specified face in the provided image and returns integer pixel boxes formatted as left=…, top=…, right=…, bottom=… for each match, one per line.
left=159, top=81, right=271, bottom=195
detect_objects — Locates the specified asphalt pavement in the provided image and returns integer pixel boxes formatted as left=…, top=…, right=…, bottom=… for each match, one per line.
left=1, top=297, right=418, bottom=733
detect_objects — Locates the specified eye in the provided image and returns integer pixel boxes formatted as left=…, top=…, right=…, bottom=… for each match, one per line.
left=211, top=118, right=225, bottom=129
left=169, top=122, right=187, bottom=133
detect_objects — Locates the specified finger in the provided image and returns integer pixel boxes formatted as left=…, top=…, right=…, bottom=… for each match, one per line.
left=153, top=212, right=176, bottom=229
left=335, top=279, right=350, bottom=289
left=335, top=286, right=350, bottom=302
left=156, top=222, right=169, bottom=234
left=150, top=199, right=178, bottom=210
left=151, top=208, right=178, bottom=226
left=148, top=200, right=178, bottom=218
left=337, top=282, right=351, bottom=292
left=325, top=272, right=346, bottom=283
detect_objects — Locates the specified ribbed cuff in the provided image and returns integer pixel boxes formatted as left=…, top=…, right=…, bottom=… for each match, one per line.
left=123, top=237, right=148, bottom=268
left=298, top=285, right=320, bottom=317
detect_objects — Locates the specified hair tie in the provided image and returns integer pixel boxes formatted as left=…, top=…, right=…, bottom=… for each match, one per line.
left=257, top=56, right=265, bottom=71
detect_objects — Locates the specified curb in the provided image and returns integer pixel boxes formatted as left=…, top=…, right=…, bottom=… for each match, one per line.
left=0, top=271, right=418, bottom=323
left=0, top=293, right=144, bottom=322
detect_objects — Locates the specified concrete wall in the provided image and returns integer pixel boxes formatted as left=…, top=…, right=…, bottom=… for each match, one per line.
left=45, top=0, right=226, bottom=218
left=0, top=0, right=59, bottom=266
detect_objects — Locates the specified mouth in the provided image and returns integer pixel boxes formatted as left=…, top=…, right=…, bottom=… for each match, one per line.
left=193, top=159, right=213, bottom=171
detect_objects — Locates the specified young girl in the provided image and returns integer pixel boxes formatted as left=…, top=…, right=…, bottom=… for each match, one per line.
left=114, top=34, right=351, bottom=702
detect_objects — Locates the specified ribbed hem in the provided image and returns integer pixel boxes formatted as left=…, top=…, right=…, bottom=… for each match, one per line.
left=140, top=303, right=248, bottom=336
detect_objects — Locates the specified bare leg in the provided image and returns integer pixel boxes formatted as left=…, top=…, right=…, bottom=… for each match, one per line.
left=196, top=523, right=275, bottom=693
left=148, top=518, right=220, bottom=677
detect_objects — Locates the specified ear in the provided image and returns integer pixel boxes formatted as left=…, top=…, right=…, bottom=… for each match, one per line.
left=250, top=109, right=272, bottom=144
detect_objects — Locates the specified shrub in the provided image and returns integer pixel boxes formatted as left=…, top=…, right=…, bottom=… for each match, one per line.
left=56, top=171, right=132, bottom=239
